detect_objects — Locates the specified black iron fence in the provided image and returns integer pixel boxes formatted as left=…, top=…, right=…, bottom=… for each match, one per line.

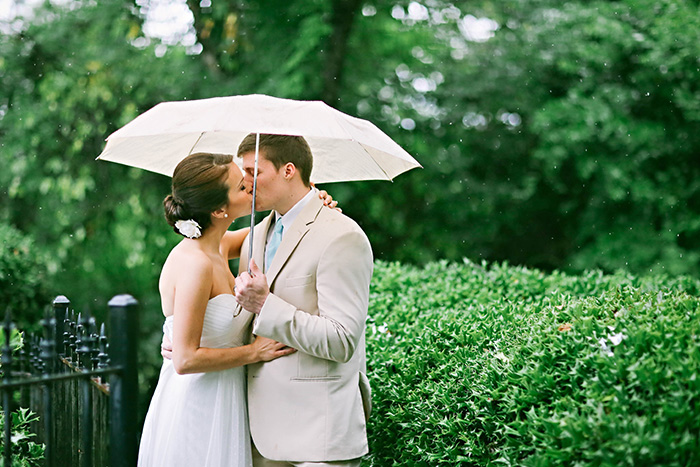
left=1, top=295, right=140, bottom=467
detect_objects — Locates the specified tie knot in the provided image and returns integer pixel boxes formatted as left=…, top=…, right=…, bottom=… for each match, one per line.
left=274, top=220, right=284, bottom=235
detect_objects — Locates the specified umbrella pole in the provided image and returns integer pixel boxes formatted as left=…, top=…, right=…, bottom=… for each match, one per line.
left=248, top=133, right=260, bottom=274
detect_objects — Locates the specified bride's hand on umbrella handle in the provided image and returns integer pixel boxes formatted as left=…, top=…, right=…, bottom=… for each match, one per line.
left=313, top=184, right=341, bottom=212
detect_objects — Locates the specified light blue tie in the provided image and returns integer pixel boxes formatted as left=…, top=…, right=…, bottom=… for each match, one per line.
left=265, top=219, right=284, bottom=272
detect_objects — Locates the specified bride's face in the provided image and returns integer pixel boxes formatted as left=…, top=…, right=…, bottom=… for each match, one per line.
left=224, top=163, right=252, bottom=219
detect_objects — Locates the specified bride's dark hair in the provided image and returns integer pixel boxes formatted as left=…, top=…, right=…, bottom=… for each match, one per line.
left=163, top=153, right=233, bottom=237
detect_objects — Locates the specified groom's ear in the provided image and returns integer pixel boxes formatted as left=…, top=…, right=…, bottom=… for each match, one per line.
left=282, top=162, right=296, bottom=180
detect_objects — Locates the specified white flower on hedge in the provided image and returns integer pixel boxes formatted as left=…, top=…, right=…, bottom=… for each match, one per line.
left=175, top=219, right=202, bottom=239
left=614, top=307, right=627, bottom=318
left=11, top=432, right=29, bottom=444
left=494, top=351, right=509, bottom=362
left=608, top=332, right=625, bottom=346
left=598, top=338, right=614, bottom=357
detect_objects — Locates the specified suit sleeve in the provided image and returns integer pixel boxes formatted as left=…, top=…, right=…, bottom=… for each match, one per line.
left=253, top=228, right=373, bottom=363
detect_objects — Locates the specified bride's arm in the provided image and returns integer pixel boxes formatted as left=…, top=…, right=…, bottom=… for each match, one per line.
left=170, top=254, right=293, bottom=374
left=221, top=228, right=250, bottom=260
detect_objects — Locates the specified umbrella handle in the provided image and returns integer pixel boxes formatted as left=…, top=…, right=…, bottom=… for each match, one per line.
left=248, top=133, right=260, bottom=274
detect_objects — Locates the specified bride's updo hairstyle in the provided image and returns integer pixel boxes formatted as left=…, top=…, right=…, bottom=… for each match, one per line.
left=163, top=152, right=233, bottom=237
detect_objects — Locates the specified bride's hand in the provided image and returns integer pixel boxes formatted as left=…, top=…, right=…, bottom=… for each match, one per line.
left=161, top=333, right=173, bottom=360
left=314, top=185, right=341, bottom=212
left=251, top=335, right=296, bottom=362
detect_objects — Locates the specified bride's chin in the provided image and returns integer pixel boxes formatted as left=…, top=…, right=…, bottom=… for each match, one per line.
left=232, top=208, right=252, bottom=219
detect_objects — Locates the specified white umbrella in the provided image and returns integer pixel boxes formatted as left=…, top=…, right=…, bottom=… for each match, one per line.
left=97, top=94, right=421, bottom=183
left=97, top=94, right=422, bottom=260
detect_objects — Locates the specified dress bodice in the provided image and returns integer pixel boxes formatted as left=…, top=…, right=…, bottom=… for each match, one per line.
left=141, top=294, right=253, bottom=467
left=163, top=294, right=253, bottom=348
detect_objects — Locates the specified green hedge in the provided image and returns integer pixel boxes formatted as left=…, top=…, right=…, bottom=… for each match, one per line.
left=365, top=260, right=700, bottom=466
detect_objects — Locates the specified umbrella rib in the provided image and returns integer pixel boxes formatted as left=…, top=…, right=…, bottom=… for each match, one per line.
left=329, top=111, right=393, bottom=180
left=358, top=143, right=392, bottom=180
left=188, top=132, right=205, bottom=155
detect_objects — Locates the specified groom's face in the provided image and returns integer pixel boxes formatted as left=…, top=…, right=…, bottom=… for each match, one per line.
left=241, top=150, right=287, bottom=212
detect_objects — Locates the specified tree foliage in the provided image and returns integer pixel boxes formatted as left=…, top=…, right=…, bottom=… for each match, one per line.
left=0, top=224, right=48, bottom=330
left=331, top=0, right=700, bottom=276
left=4, top=0, right=698, bottom=293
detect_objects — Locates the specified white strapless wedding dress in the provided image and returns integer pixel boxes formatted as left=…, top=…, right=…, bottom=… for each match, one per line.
left=138, top=294, right=254, bottom=467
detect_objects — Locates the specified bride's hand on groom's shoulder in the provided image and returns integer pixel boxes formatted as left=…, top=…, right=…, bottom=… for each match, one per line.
left=251, top=335, right=296, bottom=362
left=315, top=186, right=341, bottom=212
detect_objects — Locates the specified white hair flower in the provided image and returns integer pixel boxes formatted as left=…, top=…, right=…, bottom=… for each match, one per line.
left=175, top=219, right=202, bottom=238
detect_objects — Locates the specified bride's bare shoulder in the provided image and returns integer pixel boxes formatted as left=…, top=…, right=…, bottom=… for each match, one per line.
left=160, top=243, right=212, bottom=285
left=159, top=245, right=213, bottom=317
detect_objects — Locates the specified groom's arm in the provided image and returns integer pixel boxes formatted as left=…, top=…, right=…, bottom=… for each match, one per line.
left=238, top=228, right=372, bottom=363
left=262, top=229, right=372, bottom=362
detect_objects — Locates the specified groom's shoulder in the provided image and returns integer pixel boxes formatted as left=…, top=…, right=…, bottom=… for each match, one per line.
left=316, top=207, right=368, bottom=240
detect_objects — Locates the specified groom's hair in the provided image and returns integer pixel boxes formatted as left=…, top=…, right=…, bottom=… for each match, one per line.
left=237, top=134, right=313, bottom=187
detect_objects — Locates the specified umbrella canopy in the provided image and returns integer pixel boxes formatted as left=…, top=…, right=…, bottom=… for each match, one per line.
left=97, top=94, right=421, bottom=184
left=97, top=94, right=421, bottom=269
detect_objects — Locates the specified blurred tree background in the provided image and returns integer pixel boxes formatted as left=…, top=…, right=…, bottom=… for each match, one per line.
left=2, top=0, right=699, bottom=409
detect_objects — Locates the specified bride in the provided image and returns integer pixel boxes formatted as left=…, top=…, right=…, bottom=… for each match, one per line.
left=138, top=152, right=336, bottom=467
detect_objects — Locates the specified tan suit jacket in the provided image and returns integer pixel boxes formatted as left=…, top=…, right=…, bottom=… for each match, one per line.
left=239, top=196, right=373, bottom=463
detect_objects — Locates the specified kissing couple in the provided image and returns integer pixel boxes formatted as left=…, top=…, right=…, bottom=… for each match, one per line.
left=137, top=133, right=373, bottom=467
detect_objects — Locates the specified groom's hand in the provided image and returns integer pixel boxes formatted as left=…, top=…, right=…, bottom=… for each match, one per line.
left=235, top=259, right=269, bottom=314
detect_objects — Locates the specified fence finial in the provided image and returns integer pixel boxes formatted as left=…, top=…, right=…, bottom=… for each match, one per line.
left=97, top=322, right=110, bottom=371
left=40, top=306, right=57, bottom=374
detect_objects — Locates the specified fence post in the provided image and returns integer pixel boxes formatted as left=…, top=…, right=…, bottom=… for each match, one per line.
left=107, top=294, right=139, bottom=467
left=52, top=296, right=69, bottom=358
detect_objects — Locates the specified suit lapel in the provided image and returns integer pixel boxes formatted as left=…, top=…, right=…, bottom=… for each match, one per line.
left=266, top=196, right=323, bottom=287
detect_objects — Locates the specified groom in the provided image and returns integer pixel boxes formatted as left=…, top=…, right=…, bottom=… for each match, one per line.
left=234, top=134, right=373, bottom=467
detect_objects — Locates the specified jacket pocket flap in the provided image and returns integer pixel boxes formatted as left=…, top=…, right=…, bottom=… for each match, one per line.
left=286, top=274, right=313, bottom=288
